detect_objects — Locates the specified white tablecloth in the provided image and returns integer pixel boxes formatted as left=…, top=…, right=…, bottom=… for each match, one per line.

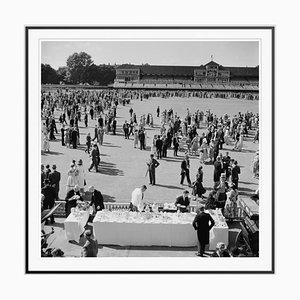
left=64, top=210, right=90, bottom=242
left=93, top=211, right=228, bottom=249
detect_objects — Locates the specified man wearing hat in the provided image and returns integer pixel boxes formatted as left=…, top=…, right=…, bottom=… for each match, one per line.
left=81, top=229, right=98, bottom=257
left=192, top=206, right=215, bottom=257
left=89, top=186, right=104, bottom=213
left=41, top=179, right=56, bottom=224
left=175, top=190, right=190, bottom=212
left=49, top=164, right=61, bottom=200
left=180, top=153, right=192, bottom=187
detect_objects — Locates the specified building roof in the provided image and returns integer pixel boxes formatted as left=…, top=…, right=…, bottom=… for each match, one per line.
left=116, top=62, right=259, bottom=78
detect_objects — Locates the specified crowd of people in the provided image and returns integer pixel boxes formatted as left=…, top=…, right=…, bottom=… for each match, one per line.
left=41, top=87, right=259, bottom=257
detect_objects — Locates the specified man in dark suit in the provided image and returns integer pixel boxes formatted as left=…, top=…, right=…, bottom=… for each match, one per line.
left=123, top=120, right=130, bottom=139
left=89, top=186, right=105, bottom=212
left=180, top=154, right=192, bottom=187
left=88, top=144, right=99, bottom=172
left=71, top=127, right=78, bottom=149
left=175, top=190, right=190, bottom=212
left=147, top=154, right=160, bottom=185
left=65, top=185, right=83, bottom=217
left=61, top=125, right=65, bottom=146
left=41, top=179, right=56, bottom=223
left=213, top=156, right=223, bottom=187
left=138, top=129, right=145, bottom=150
left=231, top=160, right=241, bottom=189
left=49, top=164, right=61, bottom=200
left=155, top=136, right=163, bottom=159
left=112, top=118, right=117, bottom=135
left=192, top=206, right=215, bottom=256
left=222, top=152, right=231, bottom=180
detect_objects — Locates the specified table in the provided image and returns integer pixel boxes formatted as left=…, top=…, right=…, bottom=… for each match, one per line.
left=93, top=210, right=228, bottom=249
left=64, top=210, right=90, bottom=243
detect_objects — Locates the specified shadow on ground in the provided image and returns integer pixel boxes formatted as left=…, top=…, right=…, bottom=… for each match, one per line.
left=99, top=161, right=124, bottom=176
left=154, top=183, right=184, bottom=190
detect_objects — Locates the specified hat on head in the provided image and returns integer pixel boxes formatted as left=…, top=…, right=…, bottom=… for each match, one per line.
left=84, top=229, right=92, bottom=237
left=44, top=179, right=50, bottom=185
left=183, top=190, right=189, bottom=194
left=78, top=159, right=83, bottom=165
left=52, top=164, right=56, bottom=169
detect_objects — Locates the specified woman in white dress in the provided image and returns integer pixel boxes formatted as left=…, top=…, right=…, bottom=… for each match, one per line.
left=235, top=133, right=244, bottom=151
left=224, top=126, right=230, bottom=145
left=190, top=134, right=199, bottom=156
left=199, top=138, right=208, bottom=164
left=42, top=133, right=50, bottom=152
left=75, top=159, right=86, bottom=192
left=223, top=183, right=239, bottom=219
left=66, top=163, right=76, bottom=193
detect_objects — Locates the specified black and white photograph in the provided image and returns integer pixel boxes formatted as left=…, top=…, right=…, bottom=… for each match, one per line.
left=26, top=27, right=274, bottom=273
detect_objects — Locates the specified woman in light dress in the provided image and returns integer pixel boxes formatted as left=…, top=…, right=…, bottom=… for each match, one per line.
left=252, top=151, right=259, bottom=178
left=224, top=126, right=230, bottom=145
left=199, top=138, right=208, bottom=164
left=66, top=163, right=76, bottom=193
left=235, top=133, right=244, bottom=151
left=42, top=133, right=50, bottom=152
left=133, top=130, right=139, bottom=148
left=75, top=159, right=86, bottom=192
left=223, top=183, right=239, bottom=219
left=190, top=134, right=199, bottom=156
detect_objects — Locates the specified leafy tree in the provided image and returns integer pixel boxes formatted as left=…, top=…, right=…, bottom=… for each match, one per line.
left=56, top=66, right=69, bottom=83
left=41, top=64, right=59, bottom=84
left=66, top=52, right=93, bottom=83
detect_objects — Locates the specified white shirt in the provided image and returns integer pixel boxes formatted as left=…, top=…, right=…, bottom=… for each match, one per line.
left=131, top=188, right=144, bottom=207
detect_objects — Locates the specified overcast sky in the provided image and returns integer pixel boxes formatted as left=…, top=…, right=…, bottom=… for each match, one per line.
left=41, top=41, right=259, bottom=70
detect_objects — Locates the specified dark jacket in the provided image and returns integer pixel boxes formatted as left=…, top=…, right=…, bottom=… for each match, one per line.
left=192, top=212, right=215, bottom=244
left=213, top=161, right=222, bottom=182
left=147, top=158, right=159, bottom=171
left=90, top=189, right=105, bottom=211
left=175, top=195, right=190, bottom=208
left=181, top=158, right=190, bottom=171
left=49, top=170, right=61, bottom=194
left=41, top=185, right=56, bottom=206
left=231, top=165, right=241, bottom=180
left=155, top=139, right=163, bottom=150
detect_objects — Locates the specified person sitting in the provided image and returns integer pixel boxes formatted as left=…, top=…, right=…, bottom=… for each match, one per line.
left=65, top=184, right=83, bottom=217
left=175, top=190, right=190, bottom=212
left=211, top=242, right=231, bottom=257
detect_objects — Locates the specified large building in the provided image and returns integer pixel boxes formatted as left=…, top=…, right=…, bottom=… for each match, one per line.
left=114, top=60, right=259, bottom=91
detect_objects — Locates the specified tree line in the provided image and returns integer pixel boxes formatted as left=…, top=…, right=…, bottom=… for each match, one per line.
left=41, top=51, right=116, bottom=86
